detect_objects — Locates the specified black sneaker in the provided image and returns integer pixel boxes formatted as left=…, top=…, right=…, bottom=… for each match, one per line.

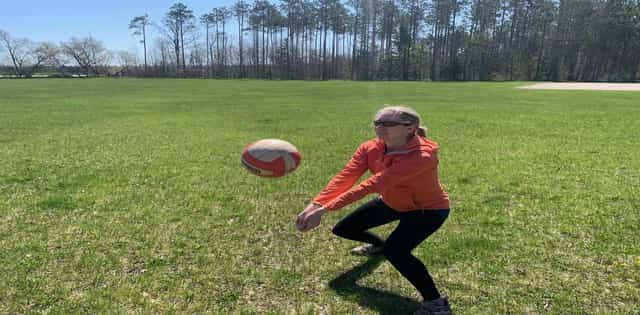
left=413, top=296, right=452, bottom=315
left=350, top=244, right=384, bottom=256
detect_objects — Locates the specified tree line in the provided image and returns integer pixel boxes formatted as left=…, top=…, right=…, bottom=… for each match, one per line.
left=2, top=0, right=640, bottom=81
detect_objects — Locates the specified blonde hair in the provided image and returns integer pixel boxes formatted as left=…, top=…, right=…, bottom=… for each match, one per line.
left=375, top=105, right=428, bottom=137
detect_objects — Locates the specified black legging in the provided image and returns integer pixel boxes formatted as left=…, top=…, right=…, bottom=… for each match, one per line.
left=332, top=197, right=449, bottom=301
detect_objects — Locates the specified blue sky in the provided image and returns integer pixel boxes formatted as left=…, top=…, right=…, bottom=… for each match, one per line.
left=0, top=0, right=238, bottom=53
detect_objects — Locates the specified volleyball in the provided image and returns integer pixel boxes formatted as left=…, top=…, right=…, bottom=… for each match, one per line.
left=241, top=139, right=301, bottom=177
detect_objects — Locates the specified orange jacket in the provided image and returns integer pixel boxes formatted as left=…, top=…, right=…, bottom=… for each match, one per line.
left=313, top=135, right=449, bottom=212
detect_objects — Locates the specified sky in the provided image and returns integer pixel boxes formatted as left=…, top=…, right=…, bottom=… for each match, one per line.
left=0, top=0, right=238, bottom=54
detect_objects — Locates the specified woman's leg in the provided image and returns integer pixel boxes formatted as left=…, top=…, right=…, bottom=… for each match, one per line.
left=332, top=198, right=400, bottom=246
left=383, top=210, right=449, bottom=301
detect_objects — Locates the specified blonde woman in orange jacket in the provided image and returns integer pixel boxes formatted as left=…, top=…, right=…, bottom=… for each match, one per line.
left=296, top=106, right=452, bottom=315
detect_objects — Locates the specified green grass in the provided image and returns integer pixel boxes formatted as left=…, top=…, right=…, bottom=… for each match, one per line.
left=0, top=79, right=638, bottom=314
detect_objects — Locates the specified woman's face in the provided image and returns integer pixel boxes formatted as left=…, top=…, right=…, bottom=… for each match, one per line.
left=374, top=111, right=415, bottom=144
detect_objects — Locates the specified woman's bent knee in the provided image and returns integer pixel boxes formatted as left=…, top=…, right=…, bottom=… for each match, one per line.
left=383, top=245, right=408, bottom=261
left=332, top=224, right=347, bottom=237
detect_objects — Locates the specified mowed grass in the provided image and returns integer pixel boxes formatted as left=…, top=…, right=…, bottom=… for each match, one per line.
left=0, top=79, right=638, bottom=314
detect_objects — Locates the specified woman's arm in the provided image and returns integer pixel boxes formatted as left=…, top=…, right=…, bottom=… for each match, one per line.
left=312, top=144, right=369, bottom=208
left=324, top=150, right=435, bottom=210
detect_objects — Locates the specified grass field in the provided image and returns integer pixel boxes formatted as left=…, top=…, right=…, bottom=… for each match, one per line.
left=1, top=79, right=638, bottom=314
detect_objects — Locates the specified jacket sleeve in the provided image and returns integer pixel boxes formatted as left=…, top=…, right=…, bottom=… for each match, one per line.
left=313, top=144, right=369, bottom=208
left=324, top=150, right=435, bottom=210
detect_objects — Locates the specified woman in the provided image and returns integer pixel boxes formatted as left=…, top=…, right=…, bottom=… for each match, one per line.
left=296, top=106, right=452, bottom=315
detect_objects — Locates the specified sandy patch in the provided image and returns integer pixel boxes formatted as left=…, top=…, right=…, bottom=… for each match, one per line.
left=519, top=82, right=640, bottom=91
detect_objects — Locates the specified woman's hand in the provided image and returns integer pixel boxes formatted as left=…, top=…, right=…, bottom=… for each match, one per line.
left=296, top=203, right=327, bottom=232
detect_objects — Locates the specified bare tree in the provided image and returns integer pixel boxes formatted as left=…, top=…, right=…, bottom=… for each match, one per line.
left=61, top=37, right=110, bottom=77
left=201, top=12, right=216, bottom=76
left=212, top=7, right=223, bottom=76
left=0, top=30, right=59, bottom=77
left=151, top=37, right=174, bottom=76
left=234, top=1, right=251, bottom=78
left=32, top=42, right=61, bottom=71
left=165, top=2, right=195, bottom=75
left=217, top=7, right=233, bottom=77
left=0, top=30, right=31, bottom=77
left=129, top=14, right=151, bottom=74
left=111, top=50, right=138, bottom=76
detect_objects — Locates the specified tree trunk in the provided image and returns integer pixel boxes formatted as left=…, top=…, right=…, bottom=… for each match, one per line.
left=322, top=11, right=328, bottom=80
left=142, top=24, right=148, bottom=74
left=370, top=1, right=377, bottom=80
left=222, top=21, right=227, bottom=78
left=431, top=0, right=441, bottom=81
left=239, top=14, right=244, bottom=78
left=180, top=19, right=186, bottom=72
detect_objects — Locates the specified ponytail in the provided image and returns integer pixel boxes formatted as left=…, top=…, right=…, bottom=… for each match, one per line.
left=416, top=126, right=427, bottom=138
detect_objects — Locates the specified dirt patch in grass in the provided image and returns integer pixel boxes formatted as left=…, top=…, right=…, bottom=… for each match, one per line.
left=519, top=82, right=640, bottom=91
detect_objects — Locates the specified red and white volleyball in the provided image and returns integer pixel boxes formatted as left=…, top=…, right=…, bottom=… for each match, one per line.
left=241, top=139, right=301, bottom=178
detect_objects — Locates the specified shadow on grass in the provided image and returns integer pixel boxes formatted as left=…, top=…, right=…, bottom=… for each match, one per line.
left=329, top=256, right=420, bottom=314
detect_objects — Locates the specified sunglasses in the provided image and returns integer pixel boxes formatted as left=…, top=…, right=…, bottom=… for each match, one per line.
left=373, top=120, right=412, bottom=127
